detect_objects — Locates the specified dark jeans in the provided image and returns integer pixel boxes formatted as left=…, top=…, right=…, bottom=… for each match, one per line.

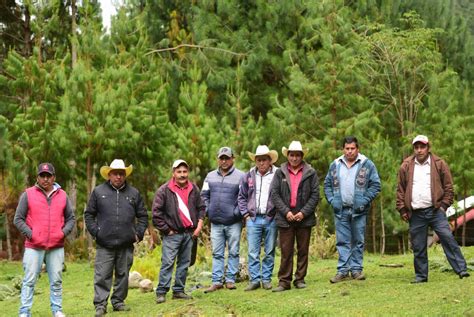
left=277, top=226, right=311, bottom=288
left=410, top=207, right=467, bottom=280
left=93, top=246, right=134, bottom=309
left=156, top=232, right=193, bottom=295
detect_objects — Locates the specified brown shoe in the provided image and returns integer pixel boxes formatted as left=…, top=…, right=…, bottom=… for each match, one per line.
left=225, top=282, right=237, bottom=290
left=204, top=284, right=223, bottom=293
left=351, top=272, right=366, bottom=281
left=330, top=273, right=351, bottom=284
left=156, top=294, right=166, bottom=304
left=172, top=292, right=193, bottom=300
left=272, top=285, right=289, bottom=292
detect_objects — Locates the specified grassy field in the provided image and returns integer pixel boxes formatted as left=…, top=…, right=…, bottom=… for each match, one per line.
left=1, top=246, right=473, bottom=317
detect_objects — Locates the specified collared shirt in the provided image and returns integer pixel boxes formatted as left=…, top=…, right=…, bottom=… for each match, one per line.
left=170, top=178, right=193, bottom=228
left=173, top=181, right=190, bottom=207
left=288, top=164, right=303, bottom=209
left=339, top=155, right=361, bottom=206
left=255, top=165, right=276, bottom=214
left=411, top=156, right=432, bottom=209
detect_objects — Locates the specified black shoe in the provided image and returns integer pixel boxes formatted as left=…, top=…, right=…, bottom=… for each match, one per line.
left=410, top=279, right=427, bottom=284
left=95, top=307, right=107, bottom=317
left=113, top=304, right=130, bottom=312
left=459, top=271, right=470, bottom=279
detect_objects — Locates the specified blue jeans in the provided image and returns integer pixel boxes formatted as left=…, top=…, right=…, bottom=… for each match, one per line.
left=410, top=207, right=467, bottom=280
left=156, top=232, right=193, bottom=295
left=246, top=216, right=277, bottom=284
left=210, top=222, right=242, bottom=284
left=19, top=247, right=64, bottom=316
left=334, top=207, right=367, bottom=275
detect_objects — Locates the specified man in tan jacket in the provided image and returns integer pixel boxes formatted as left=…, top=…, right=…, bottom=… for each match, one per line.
left=396, top=135, right=469, bottom=283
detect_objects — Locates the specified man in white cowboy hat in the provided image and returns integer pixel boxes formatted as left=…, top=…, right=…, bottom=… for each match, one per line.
left=324, top=136, right=381, bottom=284
left=270, top=141, right=319, bottom=292
left=85, top=159, right=148, bottom=316
left=397, top=135, right=469, bottom=283
left=202, top=147, right=245, bottom=293
left=152, top=159, right=206, bottom=304
left=238, top=145, right=279, bottom=291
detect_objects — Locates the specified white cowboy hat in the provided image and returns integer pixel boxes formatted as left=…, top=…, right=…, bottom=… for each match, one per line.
left=248, top=145, right=278, bottom=164
left=282, top=141, right=308, bottom=157
left=100, top=159, right=133, bottom=180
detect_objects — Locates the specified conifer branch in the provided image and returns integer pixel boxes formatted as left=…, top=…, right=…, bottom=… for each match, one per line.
left=146, top=44, right=246, bottom=57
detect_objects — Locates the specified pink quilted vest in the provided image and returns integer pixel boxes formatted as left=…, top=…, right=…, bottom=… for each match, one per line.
left=25, top=186, right=67, bottom=249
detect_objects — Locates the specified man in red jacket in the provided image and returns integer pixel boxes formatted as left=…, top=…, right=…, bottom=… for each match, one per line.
left=14, top=163, right=76, bottom=317
left=152, top=159, right=205, bottom=304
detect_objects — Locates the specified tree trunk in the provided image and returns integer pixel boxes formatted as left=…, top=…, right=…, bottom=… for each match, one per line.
left=371, top=203, right=376, bottom=253
left=85, top=159, right=96, bottom=262
left=22, top=5, right=32, bottom=57
left=5, top=213, right=12, bottom=260
left=380, top=200, right=386, bottom=255
left=462, top=181, right=467, bottom=246
left=71, top=0, right=77, bottom=67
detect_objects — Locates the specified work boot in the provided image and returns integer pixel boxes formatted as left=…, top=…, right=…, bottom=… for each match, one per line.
left=156, top=294, right=166, bottom=304
left=330, top=273, right=351, bottom=284
left=351, top=271, right=366, bottom=281
left=225, top=282, right=237, bottom=290
left=95, top=307, right=106, bottom=317
left=459, top=271, right=470, bottom=279
left=262, top=282, right=272, bottom=290
left=172, top=292, right=193, bottom=300
left=272, top=285, right=290, bottom=292
left=244, top=283, right=260, bottom=291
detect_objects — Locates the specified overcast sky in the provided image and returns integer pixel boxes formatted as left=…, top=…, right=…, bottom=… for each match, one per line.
left=99, top=0, right=120, bottom=31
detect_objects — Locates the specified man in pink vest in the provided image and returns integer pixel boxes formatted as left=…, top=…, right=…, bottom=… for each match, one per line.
left=14, top=162, right=76, bottom=317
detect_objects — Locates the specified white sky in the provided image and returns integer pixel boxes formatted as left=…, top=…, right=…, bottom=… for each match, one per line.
left=99, top=0, right=121, bottom=31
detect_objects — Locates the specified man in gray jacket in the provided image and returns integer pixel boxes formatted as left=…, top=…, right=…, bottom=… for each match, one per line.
left=271, top=141, right=319, bottom=292
left=85, top=159, right=148, bottom=317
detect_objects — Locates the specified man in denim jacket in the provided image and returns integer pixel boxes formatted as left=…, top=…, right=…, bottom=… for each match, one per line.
left=324, top=136, right=380, bottom=283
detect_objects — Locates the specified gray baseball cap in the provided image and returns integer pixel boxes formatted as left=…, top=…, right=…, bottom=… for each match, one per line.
left=217, top=147, right=233, bottom=158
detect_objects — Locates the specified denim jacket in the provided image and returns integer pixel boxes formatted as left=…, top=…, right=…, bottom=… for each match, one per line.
left=324, top=154, right=381, bottom=214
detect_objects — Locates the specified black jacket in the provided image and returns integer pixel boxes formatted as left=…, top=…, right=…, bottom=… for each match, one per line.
left=271, top=162, right=319, bottom=227
left=85, top=181, right=148, bottom=249
left=152, top=181, right=206, bottom=235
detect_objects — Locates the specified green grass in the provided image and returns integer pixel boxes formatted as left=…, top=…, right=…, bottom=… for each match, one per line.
left=1, top=246, right=473, bottom=316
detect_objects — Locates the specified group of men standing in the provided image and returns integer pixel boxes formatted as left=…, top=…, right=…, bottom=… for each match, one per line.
left=13, top=135, right=469, bottom=316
